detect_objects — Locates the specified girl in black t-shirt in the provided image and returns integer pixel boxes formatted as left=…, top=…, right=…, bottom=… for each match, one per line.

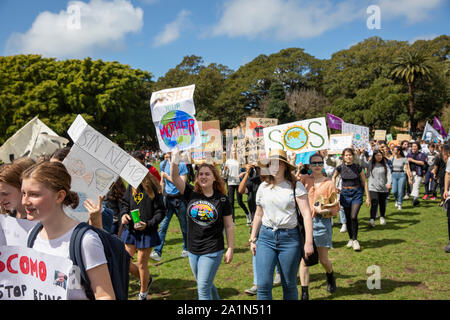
left=332, top=148, right=370, bottom=251
left=167, top=149, right=234, bottom=300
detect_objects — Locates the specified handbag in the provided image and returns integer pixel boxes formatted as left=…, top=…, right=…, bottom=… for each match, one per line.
left=293, top=185, right=319, bottom=267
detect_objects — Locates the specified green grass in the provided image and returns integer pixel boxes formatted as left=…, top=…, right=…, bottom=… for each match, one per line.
left=128, top=169, right=450, bottom=300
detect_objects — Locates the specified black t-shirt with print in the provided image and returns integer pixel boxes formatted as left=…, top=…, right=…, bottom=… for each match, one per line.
left=337, top=163, right=363, bottom=187
left=182, top=183, right=232, bottom=255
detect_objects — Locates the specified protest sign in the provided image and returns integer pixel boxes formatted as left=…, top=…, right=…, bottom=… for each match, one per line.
left=374, top=130, right=386, bottom=141
left=150, top=85, right=201, bottom=152
left=0, top=215, right=39, bottom=247
left=263, top=117, right=329, bottom=155
left=328, top=134, right=353, bottom=154
left=191, top=121, right=223, bottom=164
left=0, top=245, right=73, bottom=300
left=67, top=115, right=147, bottom=189
left=245, top=118, right=277, bottom=164
left=295, top=151, right=318, bottom=166
left=0, top=117, right=68, bottom=164
left=341, top=123, right=369, bottom=149
left=396, top=134, right=412, bottom=142
left=386, top=134, right=393, bottom=142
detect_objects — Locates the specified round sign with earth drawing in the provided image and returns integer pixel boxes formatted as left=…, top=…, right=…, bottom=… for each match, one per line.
left=282, top=125, right=309, bottom=151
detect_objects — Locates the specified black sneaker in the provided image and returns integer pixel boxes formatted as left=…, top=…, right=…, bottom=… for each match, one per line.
left=326, top=272, right=337, bottom=293
left=412, top=198, right=420, bottom=206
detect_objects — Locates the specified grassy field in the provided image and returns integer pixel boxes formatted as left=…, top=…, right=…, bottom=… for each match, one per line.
left=129, top=165, right=449, bottom=300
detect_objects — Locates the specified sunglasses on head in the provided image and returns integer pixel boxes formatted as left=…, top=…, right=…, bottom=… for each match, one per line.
left=310, top=161, right=324, bottom=167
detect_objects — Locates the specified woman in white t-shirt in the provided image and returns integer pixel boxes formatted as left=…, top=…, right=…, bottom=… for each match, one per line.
left=249, top=149, right=314, bottom=300
left=21, top=161, right=115, bottom=300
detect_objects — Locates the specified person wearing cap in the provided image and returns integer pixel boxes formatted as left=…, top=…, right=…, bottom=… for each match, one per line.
left=249, top=149, right=314, bottom=300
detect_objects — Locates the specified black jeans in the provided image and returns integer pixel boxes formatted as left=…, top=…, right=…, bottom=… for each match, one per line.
left=227, top=184, right=250, bottom=221
left=369, top=191, right=389, bottom=219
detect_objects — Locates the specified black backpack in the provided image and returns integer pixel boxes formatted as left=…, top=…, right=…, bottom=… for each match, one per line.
left=27, top=222, right=130, bottom=300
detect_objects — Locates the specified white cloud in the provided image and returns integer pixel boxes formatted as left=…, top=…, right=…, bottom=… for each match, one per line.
left=210, top=0, right=445, bottom=40
left=377, top=0, right=445, bottom=23
left=5, top=0, right=144, bottom=58
left=153, top=10, right=190, bottom=47
left=211, top=0, right=362, bottom=40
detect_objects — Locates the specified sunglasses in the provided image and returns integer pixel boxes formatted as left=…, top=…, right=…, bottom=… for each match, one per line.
left=310, top=161, right=324, bottom=167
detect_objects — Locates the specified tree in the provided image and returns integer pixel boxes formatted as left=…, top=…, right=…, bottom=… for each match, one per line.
left=265, top=83, right=295, bottom=124
left=390, top=51, right=434, bottom=137
left=0, top=55, right=154, bottom=148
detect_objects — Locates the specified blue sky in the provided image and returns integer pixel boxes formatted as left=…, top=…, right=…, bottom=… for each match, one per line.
left=0, top=0, right=448, bottom=80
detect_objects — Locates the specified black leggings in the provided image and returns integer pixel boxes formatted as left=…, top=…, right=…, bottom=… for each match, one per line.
left=369, top=191, right=389, bottom=219
left=344, top=203, right=362, bottom=240
left=227, top=184, right=250, bottom=221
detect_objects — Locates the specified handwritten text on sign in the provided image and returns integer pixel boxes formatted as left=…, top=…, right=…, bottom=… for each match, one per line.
left=0, top=246, right=73, bottom=300
left=263, top=117, right=329, bottom=155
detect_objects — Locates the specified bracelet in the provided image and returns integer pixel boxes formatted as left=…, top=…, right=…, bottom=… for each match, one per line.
left=248, top=237, right=257, bottom=244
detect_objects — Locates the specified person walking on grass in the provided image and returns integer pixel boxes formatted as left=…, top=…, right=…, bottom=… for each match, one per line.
left=332, top=148, right=370, bottom=252
left=249, top=149, right=314, bottom=300
left=407, top=141, right=427, bottom=207
left=168, top=148, right=234, bottom=300
left=367, top=150, right=392, bottom=227
left=423, top=143, right=438, bottom=201
left=441, top=144, right=450, bottom=253
left=391, top=146, right=413, bottom=211
left=297, top=153, right=340, bottom=300
left=151, top=152, right=189, bottom=262
left=120, top=172, right=166, bottom=300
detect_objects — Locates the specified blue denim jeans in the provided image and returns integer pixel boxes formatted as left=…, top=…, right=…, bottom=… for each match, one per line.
left=255, top=225, right=302, bottom=300
left=392, top=172, right=406, bottom=205
left=154, top=197, right=187, bottom=256
left=188, top=250, right=223, bottom=300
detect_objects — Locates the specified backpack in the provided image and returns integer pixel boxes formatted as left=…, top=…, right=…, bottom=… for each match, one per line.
left=27, top=222, right=131, bottom=300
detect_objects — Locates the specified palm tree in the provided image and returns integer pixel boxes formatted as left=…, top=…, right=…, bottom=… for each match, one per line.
left=390, top=51, right=433, bottom=137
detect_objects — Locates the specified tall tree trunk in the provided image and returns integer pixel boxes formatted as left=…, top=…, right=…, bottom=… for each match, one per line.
left=408, top=82, right=416, bottom=138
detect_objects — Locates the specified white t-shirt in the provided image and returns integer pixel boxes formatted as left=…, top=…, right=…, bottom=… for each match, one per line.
left=31, top=225, right=107, bottom=300
left=225, top=159, right=241, bottom=185
left=256, top=180, right=308, bottom=230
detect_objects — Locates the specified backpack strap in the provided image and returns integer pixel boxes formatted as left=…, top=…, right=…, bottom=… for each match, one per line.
left=27, top=222, right=44, bottom=248
left=69, top=222, right=96, bottom=300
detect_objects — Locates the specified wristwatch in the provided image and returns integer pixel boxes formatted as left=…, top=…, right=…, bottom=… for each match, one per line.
left=248, top=237, right=257, bottom=244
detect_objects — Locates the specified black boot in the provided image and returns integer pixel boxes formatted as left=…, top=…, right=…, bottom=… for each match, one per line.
left=326, top=271, right=336, bottom=293
left=301, top=286, right=309, bottom=300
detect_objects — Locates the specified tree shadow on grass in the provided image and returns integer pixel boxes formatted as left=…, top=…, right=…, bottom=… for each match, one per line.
left=333, top=238, right=406, bottom=250
left=313, top=278, right=422, bottom=300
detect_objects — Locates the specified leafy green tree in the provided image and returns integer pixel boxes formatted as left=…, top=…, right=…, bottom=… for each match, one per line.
left=390, top=51, right=434, bottom=136
left=265, top=83, right=295, bottom=124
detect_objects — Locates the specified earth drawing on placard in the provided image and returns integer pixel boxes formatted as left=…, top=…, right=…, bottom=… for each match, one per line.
left=283, top=125, right=309, bottom=151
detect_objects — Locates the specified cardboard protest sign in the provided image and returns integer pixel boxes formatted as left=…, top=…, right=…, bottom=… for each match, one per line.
left=67, top=115, right=147, bottom=189
left=150, top=85, right=201, bottom=152
left=245, top=118, right=278, bottom=164
left=328, top=134, right=353, bottom=154
left=0, top=117, right=69, bottom=164
left=341, top=123, right=369, bottom=149
left=263, top=117, right=329, bottom=155
left=0, top=245, right=73, bottom=300
left=0, top=215, right=39, bottom=247
left=224, top=123, right=246, bottom=165
left=191, top=121, right=223, bottom=164
left=65, top=115, right=148, bottom=222
left=374, top=130, right=386, bottom=141
left=396, top=134, right=412, bottom=142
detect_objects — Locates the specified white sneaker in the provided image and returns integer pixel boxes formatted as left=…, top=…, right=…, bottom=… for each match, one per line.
left=404, top=194, right=410, bottom=200
left=369, top=219, right=375, bottom=228
left=138, top=292, right=148, bottom=300
left=395, top=201, right=399, bottom=209
left=340, top=223, right=347, bottom=233
left=398, top=204, right=402, bottom=210
left=346, top=239, right=354, bottom=248
left=180, top=250, right=189, bottom=258
left=352, top=240, right=361, bottom=251
left=150, top=251, right=161, bottom=262
left=380, top=217, right=386, bottom=225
